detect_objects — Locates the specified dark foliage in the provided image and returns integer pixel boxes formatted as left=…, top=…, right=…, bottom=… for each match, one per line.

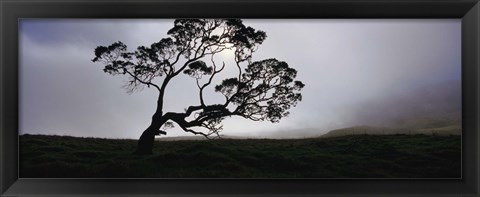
left=92, top=19, right=304, bottom=154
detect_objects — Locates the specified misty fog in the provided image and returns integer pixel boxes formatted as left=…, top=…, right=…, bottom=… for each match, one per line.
left=19, top=19, right=461, bottom=139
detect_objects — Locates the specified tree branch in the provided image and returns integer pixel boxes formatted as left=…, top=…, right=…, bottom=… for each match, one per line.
left=198, top=57, right=226, bottom=106
left=124, top=70, right=161, bottom=92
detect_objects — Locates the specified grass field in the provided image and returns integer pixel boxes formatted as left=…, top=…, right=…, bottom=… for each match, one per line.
left=19, top=134, right=461, bottom=178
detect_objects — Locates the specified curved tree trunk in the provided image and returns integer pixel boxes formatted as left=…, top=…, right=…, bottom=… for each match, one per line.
left=134, top=81, right=169, bottom=155
left=133, top=113, right=167, bottom=155
left=133, top=127, right=157, bottom=155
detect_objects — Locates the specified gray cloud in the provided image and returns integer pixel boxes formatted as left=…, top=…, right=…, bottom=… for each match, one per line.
left=19, top=19, right=461, bottom=139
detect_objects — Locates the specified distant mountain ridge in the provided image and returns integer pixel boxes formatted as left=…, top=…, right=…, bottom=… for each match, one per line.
left=155, top=123, right=462, bottom=140
left=321, top=124, right=461, bottom=138
left=318, top=79, right=462, bottom=138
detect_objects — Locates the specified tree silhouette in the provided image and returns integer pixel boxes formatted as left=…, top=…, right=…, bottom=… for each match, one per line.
left=92, top=19, right=305, bottom=155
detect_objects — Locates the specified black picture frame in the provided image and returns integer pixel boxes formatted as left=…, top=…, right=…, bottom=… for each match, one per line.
left=1, top=0, right=479, bottom=196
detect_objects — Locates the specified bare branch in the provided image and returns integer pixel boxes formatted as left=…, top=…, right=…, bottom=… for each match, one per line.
left=124, top=70, right=161, bottom=92
left=179, top=125, right=212, bottom=139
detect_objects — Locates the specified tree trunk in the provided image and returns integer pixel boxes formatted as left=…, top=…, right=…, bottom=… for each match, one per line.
left=133, top=114, right=166, bottom=155
left=133, top=80, right=170, bottom=155
left=133, top=127, right=157, bottom=155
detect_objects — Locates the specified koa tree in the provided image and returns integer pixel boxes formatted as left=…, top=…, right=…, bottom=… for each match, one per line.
left=92, top=19, right=305, bottom=155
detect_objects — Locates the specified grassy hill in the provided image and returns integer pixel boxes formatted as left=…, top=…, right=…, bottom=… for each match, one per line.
left=19, top=134, right=461, bottom=178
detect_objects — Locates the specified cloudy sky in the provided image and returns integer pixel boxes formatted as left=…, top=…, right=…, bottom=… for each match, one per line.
left=19, top=19, right=461, bottom=139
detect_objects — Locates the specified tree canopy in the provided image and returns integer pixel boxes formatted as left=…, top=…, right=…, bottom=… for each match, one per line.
left=92, top=19, right=304, bottom=141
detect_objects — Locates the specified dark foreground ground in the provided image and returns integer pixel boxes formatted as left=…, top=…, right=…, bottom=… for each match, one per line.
left=19, top=134, right=461, bottom=178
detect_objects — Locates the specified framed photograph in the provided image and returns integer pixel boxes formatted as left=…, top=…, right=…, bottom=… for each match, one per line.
left=1, top=0, right=479, bottom=196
